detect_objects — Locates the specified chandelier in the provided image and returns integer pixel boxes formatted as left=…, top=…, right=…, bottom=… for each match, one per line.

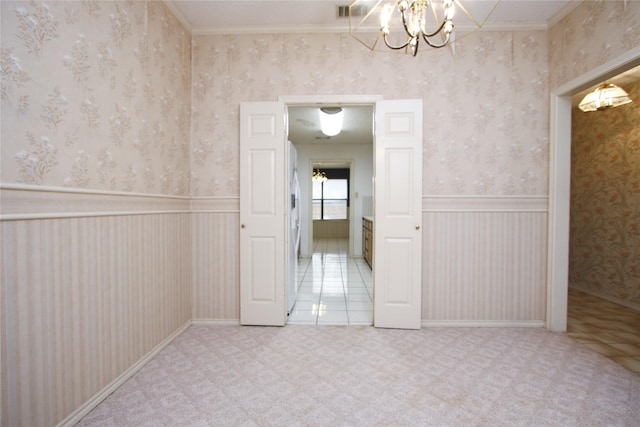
left=349, top=0, right=500, bottom=56
left=313, top=168, right=328, bottom=183
left=578, top=83, right=633, bottom=112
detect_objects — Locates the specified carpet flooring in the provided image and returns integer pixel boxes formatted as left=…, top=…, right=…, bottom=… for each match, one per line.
left=77, top=325, right=640, bottom=426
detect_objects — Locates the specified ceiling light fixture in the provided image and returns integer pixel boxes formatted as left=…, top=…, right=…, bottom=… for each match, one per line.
left=320, top=107, right=344, bottom=136
left=578, top=83, right=633, bottom=112
left=349, top=0, right=500, bottom=56
left=313, top=168, right=328, bottom=183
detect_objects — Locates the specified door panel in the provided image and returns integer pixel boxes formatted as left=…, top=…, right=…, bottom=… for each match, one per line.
left=385, top=149, right=413, bottom=215
left=383, top=238, right=413, bottom=303
left=240, top=102, right=286, bottom=326
left=374, top=99, right=423, bottom=330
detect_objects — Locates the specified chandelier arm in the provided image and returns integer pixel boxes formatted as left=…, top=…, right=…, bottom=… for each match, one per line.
left=399, top=6, right=418, bottom=38
left=421, top=31, right=450, bottom=49
left=421, top=19, right=448, bottom=38
left=382, top=32, right=414, bottom=51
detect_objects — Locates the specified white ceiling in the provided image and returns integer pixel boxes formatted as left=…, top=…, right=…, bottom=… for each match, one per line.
left=167, top=0, right=578, bottom=34
left=288, top=105, right=373, bottom=145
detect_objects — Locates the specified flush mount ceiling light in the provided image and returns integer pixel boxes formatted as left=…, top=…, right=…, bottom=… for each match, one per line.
left=578, top=83, right=633, bottom=112
left=319, top=107, right=344, bottom=136
left=349, top=0, right=500, bottom=56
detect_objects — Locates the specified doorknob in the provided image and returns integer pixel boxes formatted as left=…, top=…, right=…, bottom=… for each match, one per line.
left=241, top=224, right=246, bottom=229
left=416, top=225, right=420, bottom=230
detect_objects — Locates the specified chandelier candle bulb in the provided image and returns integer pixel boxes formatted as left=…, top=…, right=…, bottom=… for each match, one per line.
left=380, top=4, right=393, bottom=29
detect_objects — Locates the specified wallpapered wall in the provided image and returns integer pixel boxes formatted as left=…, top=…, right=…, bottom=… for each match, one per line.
left=570, top=80, right=640, bottom=306
left=1, top=0, right=191, bottom=195
left=191, top=30, right=550, bottom=197
left=1, top=2, right=193, bottom=426
left=548, top=1, right=640, bottom=91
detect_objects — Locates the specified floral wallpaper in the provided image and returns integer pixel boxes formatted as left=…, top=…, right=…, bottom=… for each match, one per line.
left=1, top=0, right=191, bottom=195
left=549, top=0, right=640, bottom=91
left=569, top=80, right=640, bottom=305
left=190, top=30, right=550, bottom=197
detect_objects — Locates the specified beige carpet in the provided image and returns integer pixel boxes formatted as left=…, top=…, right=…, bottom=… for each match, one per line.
left=77, top=325, right=640, bottom=426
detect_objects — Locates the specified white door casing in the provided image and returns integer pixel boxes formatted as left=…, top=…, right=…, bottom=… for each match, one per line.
left=240, top=102, right=286, bottom=326
left=373, top=99, right=423, bottom=329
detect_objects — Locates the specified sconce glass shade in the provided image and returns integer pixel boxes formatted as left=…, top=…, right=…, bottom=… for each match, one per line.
left=320, top=107, right=344, bottom=136
left=578, top=83, right=633, bottom=112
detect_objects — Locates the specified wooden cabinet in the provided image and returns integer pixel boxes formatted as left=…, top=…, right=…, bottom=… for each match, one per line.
left=362, top=217, right=373, bottom=269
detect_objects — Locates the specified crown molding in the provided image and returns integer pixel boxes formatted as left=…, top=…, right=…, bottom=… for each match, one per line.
left=548, top=0, right=583, bottom=29
left=163, top=0, right=193, bottom=34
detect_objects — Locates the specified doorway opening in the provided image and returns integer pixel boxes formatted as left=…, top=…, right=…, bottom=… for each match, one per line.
left=285, top=101, right=375, bottom=325
left=547, top=47, right=640, bottom=332
left=239, top=96, right=423, bottom=328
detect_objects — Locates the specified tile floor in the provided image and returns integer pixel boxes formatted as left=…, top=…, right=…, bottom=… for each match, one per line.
left=567, top=287, right=640, bottom=374
left=288, top=237, right=373, bottom=326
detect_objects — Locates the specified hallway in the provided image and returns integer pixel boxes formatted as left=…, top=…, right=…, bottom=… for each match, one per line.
left=288, top=238, right=373, bottom=325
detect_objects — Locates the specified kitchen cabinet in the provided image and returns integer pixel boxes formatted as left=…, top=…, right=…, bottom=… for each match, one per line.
left=362, top=216, right=373, bottom=269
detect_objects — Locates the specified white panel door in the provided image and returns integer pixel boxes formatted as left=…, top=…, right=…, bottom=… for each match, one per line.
left=374, top=99, right=423, bottom=329
left=240, top=102, right=286, bottom=326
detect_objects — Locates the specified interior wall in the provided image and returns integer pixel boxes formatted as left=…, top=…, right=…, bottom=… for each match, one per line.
left=190, top=29, right=552, bottom=325
left=0, top=2, right=192, bottom=425
left=548, top=1, right=640, bottom=92
left=191, top=31, right=550, bottom=197
left=0, top=1, right=191, bottom=193
left=569, top=80, right=640, bottom=308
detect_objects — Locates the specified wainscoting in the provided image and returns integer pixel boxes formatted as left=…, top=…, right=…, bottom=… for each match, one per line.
left=191, top=197, right=241, bottom=322
left=1, top=185, right=192, bottom=427
left=422, top=196, right=548, bottom=326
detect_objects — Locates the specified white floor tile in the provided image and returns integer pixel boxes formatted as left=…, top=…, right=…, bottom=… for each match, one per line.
left=288, top=310, right=317, bottom=323
left=291, top=237, right=376, bottom=327
left=347, top=300, right=373, bottom=311
left=317, top=310, right=349, bottom=322
left=346, top=293, right=373, bottom=302
left=348, top=310, right=373, bottom=322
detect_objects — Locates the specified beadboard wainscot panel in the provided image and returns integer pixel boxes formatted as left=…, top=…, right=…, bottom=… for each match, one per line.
left=1, top=185, right=192, bottom=427
left=422, top=196, right=548, bottom=327
left=191, top=197, right=240, bottom=323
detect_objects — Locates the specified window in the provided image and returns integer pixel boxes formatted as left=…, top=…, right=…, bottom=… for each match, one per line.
left=312, top=168, right=349, bottom=220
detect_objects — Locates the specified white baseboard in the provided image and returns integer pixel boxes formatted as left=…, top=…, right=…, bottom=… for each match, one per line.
left=422, top=320, right=545, bottom=328
left=56, top=320, right=192, bottom=427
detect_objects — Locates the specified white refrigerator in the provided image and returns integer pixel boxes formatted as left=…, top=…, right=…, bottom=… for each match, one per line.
left=287, top=142, right=301, bottom=315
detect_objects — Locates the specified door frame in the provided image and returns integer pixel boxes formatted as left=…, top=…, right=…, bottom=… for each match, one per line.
left=281, top=95, right=383, bottom=257
left=308, top=159, right=355, bottom=256
left=547, top=47, right=640, bottom=332
left=280, top=95, right=383, bottom=319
